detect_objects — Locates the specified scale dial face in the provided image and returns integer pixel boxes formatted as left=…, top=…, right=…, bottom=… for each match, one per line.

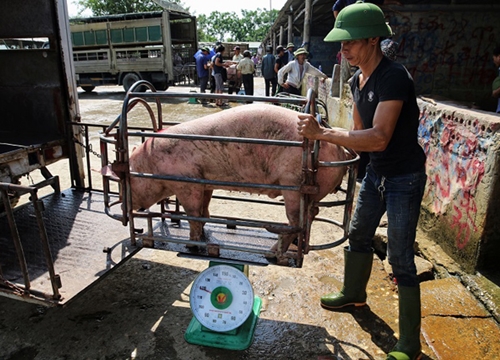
left=190, top=265, right=254, bottom=332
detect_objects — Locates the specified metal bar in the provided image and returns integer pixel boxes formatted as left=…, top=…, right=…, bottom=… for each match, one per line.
left=127, top=91, right=308, bottom=105
left=133, top=210, right=299, bottom=234
left=84, top=127, right=93, bottom=190
left=130, top=172, right=301, bottom=192
left=0, top=188, right=31, bottom=294
left=126, top=131, right=303, bottom=147
left=32, top=193, right=61, bottom=299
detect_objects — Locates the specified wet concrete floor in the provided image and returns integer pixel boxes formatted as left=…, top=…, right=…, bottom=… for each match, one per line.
left=1, top=80, right=499, bottom=359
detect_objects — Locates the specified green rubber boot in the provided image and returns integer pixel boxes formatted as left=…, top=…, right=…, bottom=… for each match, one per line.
left=320, top=247, right=373, bottom=310
left=386, top=285, right=422, bottom=360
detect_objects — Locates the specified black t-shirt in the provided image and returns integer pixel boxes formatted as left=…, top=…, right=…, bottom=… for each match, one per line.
left=275, top=54, right=288, bottom=70
left=213, top=53, right=224, bottom=74
left=350, top=57, right=426, bottom=177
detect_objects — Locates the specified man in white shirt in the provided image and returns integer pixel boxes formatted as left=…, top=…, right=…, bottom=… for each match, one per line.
left=277, top=48, right=328, bottom=95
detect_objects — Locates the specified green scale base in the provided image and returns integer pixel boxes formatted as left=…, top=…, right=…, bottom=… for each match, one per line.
left=184, top=296, right=262, bottom=350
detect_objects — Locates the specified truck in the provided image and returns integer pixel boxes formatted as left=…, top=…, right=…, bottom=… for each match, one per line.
left=0, top=0, right=84, bottom=211
left=70, top=9, right=198, bottom=92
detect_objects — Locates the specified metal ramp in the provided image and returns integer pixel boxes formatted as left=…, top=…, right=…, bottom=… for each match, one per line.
left=0, top=186, right=137, bottom=306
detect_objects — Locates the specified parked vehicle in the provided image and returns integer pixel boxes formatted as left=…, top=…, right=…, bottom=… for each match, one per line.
left=70, top=10, right=198, bottom=92
left=0, top=0, right=84, bottom=210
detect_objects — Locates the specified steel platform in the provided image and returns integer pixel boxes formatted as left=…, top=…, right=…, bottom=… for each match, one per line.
left=0, top=189, right=136, bottom=305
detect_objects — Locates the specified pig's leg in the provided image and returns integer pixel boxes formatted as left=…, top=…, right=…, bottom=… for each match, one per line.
left=270, top=190, right=302, bottom=253
left=202, top=190, right=213, bottom=219
left=175, top=186, right=209, bottom=243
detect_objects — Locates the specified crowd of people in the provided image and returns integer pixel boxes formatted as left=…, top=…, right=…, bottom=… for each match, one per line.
left=194, top=41, right=328, bottom=102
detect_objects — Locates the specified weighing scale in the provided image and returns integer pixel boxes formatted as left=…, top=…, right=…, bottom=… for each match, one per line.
left=184, top=262, right=262, bottom=350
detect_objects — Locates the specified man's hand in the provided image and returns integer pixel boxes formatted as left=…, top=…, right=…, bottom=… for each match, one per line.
left=297, top=114, right=322, bottom=140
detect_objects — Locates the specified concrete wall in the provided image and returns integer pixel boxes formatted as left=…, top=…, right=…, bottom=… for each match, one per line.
left=302, top=5, right=500, bottom=112
left=303, top=73, right=500, bottom=273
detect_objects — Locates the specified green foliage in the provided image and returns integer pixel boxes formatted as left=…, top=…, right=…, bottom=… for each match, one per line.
left=74, top=1, right=277, bottom=43
left=76, top=0, right=182, bottom=16
left=197, top=8, right=278, bottom=42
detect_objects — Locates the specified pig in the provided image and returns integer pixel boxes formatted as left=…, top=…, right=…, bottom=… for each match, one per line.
left=128, top=104, right=347, bottom=255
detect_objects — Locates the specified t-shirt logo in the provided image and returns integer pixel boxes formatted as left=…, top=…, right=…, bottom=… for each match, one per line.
left=368, top=91, right=375, bottom=102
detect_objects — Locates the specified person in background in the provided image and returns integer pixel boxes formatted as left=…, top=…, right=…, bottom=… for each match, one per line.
left=261, top=46, right=277, bottom=97
left=332, top=0, right=401, bottom=18
left=300, top=3, right=427, bottom=360
left=195, top=47, right=210, bottom=104
left=492, top=45, right=500, bottom=113
left=285, top=42, right=295, bottom=63
left=209, top=42, right=221, bottom=95
left=213, top=44, right=230, bottom=107
left=232, top=46, right=244, bottom=63
left=274, top=45, right=288, bottom=93
left=252, top=53, right=259, bottom=66
left=277, top=47, right=328, bottom=96
left=237, top=50, right=255, bottom=101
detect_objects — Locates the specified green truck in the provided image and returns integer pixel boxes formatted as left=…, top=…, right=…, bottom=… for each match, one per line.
left=70, top=9, right=198, bottom=92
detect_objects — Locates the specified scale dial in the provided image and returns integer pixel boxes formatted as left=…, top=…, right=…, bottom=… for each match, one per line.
left=189, top=264, right=254, bottom=332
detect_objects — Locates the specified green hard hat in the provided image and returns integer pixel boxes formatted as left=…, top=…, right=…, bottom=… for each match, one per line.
left=324, top=0, right=393, bottom=42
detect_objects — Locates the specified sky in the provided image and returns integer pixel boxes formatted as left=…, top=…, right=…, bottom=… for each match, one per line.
left=67, top=0, right=288, bottom=17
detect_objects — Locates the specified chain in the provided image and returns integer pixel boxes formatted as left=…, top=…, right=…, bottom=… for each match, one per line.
left=72, top=136, right=101, bottom=159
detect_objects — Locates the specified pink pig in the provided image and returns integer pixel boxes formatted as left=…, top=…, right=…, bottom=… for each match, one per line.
left=128, top=104, right=347, bottom=254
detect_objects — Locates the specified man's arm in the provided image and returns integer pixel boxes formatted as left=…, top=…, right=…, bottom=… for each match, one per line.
left=493, top=87, right=500, bottom=98
left=297, top=100, right=403, bottom=152
left=277, top=62, right=291, bottom=86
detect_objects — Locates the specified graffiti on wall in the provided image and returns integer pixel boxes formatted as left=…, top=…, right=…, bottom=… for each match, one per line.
left=388, top=11, right=498, bottom=105
left=418, top=107, right=498, bottom=249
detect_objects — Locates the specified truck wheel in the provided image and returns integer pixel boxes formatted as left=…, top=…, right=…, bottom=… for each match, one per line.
left=152, top=82, right=168, bottom=91
left=123, top=73, right=146, bottom=92
left=81, top=85, right=95, bottom=93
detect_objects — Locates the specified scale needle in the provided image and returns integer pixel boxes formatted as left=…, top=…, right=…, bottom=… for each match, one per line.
left=199, top=286, right=211, bottom=293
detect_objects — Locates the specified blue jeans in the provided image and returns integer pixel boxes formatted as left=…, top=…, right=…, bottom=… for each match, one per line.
left=349, top=165, right=427, bottom=287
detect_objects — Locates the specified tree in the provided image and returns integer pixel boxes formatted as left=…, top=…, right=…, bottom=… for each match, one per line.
left=76, top=0, right=182, bottom=16
left=196, top=8, right=278, bottom=42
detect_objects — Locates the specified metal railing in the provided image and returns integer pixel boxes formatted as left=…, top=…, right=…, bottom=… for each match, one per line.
left=99, top=80, right=359, bottom=267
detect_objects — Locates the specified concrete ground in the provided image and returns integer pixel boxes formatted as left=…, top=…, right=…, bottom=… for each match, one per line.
left=0, top=77, right=499, bottom=359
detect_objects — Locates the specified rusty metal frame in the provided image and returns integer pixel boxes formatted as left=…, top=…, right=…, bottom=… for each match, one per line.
left=100, top=81, right=359, bottom=267
left=0, top=175, right=62, bottom=303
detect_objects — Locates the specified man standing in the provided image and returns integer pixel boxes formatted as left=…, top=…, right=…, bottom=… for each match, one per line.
left=492, top=46, right=500, bottom=113
left=277, top=48, right=327, bottom=96
left=213, top=44, right=229, bottom=107
left=195, top=47, right=210, bottom=101
left=298, top=2, right=426, bottom=360
left=274, top=45, right=288, bottom=93
left=232, top=46, right=244, bottom=63
left=237, top=50, right=255, bottom=100
left=285, top=42, right=295, bottom=63
left=261, top=46, right=277, bottom=96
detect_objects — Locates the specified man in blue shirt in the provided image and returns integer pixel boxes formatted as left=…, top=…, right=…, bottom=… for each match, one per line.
left=195, top=47, right=210, bottom=101
left=261, top=46, right=277, bottom=96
